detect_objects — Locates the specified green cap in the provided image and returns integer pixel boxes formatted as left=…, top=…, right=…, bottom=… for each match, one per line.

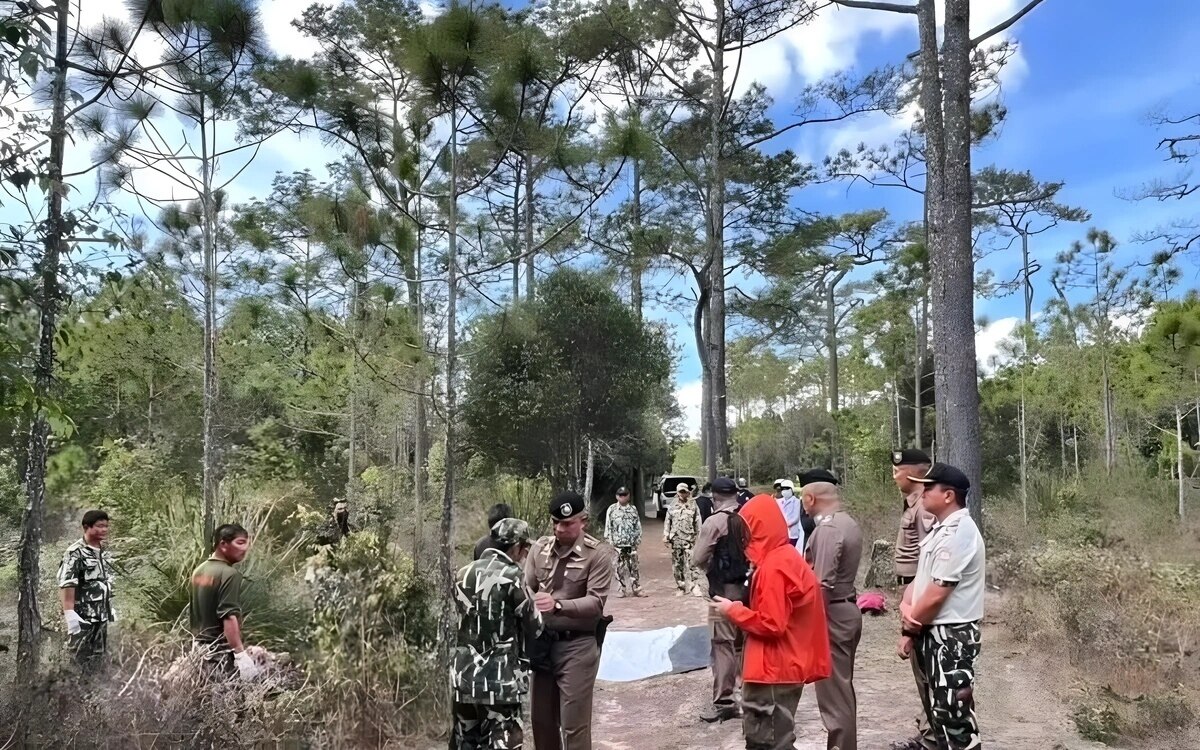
left=491, top=517, right=532, bottom=547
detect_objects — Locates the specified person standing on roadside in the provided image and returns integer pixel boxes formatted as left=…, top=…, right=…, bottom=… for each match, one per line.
left=663, top=483, right=702, bottom=596
left=692, top=477, right=751, bottom=723
left=526, top=492, right=615, bottom=750
left=57, top=510, right=115, bottom=674
left=803, top=480, right=864, bottom=750
left=897, top=464, right=986, bottom=750
left=711, top=494, right=831, bottom=750
left=888, top=448, right=937, bottom=750
left=450, top=518, right=543, bottom=750
left=735, top=478, right=753, bottom=508
left=773, top=479, right=804, bottom=550
left=604, top=486, right=644, bottom=598
left=190, top=523, right=260, bottom=681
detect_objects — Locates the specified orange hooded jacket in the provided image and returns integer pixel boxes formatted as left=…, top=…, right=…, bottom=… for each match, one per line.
left=723, top=493, right=832, bottom=685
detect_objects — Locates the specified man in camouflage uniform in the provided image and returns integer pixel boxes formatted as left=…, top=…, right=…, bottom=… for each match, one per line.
left=604, top=486, right=643, bottom=597
left=663, top=483, right=702, bottom=596
left=315, top=499, right=355, bottom=547
left=898, top=464, right=986, bottom=750
left=57, top=509, right=115, bottom=673
left=451, top=517, right=544, bottom=750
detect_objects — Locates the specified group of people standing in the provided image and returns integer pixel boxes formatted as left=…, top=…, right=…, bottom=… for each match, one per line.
left=451, top=450, right=987, bottom=750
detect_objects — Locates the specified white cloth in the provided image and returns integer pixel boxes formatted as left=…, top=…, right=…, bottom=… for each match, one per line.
left=912, top=508, right=986, bottom=624
left=64, top=609, right=83, bottom=635
left=776, top=494, right=803, bottom=542
left=234, top=650, right=261, bottom=681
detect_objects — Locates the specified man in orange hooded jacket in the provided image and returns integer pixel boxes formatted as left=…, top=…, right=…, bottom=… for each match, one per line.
left=713, top=494, right=832, bottom=750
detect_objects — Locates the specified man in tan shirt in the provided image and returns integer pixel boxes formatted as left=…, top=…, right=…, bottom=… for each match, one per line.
left=525, top=491, right=616, bottom=750
left=803, top=478, right=864, bottom=750
left=691, top=477, right=749, bottom=723
left=890, top=448, right=937, bottom=750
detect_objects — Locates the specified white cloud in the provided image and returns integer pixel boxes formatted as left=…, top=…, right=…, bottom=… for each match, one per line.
left=258, top=0, right=330, bottom=59
left=675, top=379, right=704, bottom=440
left=975, top=316, right=1020, bottom=374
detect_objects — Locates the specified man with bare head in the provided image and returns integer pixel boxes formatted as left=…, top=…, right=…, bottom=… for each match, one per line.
left=802, top=476, right=864, bottom=750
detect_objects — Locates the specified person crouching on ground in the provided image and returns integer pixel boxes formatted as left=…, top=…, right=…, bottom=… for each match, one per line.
left=711, top=494, right=831, bottom=750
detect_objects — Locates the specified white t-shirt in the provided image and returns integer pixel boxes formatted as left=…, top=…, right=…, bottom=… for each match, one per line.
left=912, top=508, right=986, bottom=625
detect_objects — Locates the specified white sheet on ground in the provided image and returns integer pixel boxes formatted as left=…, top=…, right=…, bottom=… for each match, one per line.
left=597, top=624, right=711, bottom=682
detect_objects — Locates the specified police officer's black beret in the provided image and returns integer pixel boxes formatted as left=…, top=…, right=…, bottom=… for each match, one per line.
left=891, top=448, right=931, bottom=466
left=711, top=477, right=738, bottom=494
left=550, top=491, right=587, bottom=521
left=616, top=486, right=629, bottom=495
left=797, top=468, right=840, bottom=487
left=910, top=462, right=970, bottom=494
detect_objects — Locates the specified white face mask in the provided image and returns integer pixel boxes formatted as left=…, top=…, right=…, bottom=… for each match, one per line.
left=781, top=488, right=794, bottom=499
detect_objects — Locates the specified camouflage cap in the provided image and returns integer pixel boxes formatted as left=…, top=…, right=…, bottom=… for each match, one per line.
left=491, top=517, right=532, bottom=547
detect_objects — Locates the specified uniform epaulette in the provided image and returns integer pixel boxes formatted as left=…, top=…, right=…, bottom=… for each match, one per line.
left=583, top=534, right=603, bottom=549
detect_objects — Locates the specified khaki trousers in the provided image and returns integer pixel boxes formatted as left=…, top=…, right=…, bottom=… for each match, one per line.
left=815, top=600, right=862, bottom=750
left=742, top=682, right=803, bottom=750
left=530, top=636, right=600, bottom=750
left=709, top=581, right=745, bottom=705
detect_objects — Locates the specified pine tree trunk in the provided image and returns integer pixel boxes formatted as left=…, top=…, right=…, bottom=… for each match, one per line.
left=1019, top=395, right=1028, bottom=525
left=16, top=0, right=70, bottom=687
left=826, top=281, right=839, bottom=413
left=200, top=104, right=219, bottom=544
left=922, top=0, right=984, bottom=527
left=583, top=437, right=595, bottom=507
left=914, top=295, right=925, bottom=449
left=524, top=155, right=535, bottom=301
left=1101, top=356, right=1116, bottom=475
left=704, top=4, right=728, bottom=481
left=1073, top=424, right=1080, bottom=478
left=511, top=162, right=521, bottom=304
left=438, top=105, right=461, bottom=668
left=1177, top=403, right=1186, bottom=521
left=347, top=279, right=359, bottom=496
left=631, top=158, right=643, bottom=321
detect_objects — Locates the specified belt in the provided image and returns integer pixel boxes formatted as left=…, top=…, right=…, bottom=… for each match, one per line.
left=897, top=575, right=915, bottom=585
left=550, top=629, right=595, bottom=642
left=827, top=595, right=857, bottom=604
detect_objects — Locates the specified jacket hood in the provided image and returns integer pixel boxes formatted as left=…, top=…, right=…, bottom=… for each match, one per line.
left=741, top=494, right=790, bottom=564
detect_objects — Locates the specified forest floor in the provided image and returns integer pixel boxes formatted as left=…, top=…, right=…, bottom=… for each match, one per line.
left=588, top=518, right=1105, bottom=750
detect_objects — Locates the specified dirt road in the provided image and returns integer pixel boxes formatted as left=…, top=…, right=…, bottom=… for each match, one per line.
left=591, top=518, right=1102, bottom=750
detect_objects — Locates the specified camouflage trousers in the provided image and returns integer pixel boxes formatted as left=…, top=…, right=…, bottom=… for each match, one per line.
left=915, top=622, right=981, bottom=750
left=68, top=620, right=108, bottom=674
left=670, top=542, right=696, bottom=590
left=450, top=701, right=523, bottom=750
left=615, top=546, right=641, bottom=594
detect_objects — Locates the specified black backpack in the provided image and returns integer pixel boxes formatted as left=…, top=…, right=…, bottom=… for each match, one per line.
left=707, top=510, right=751, bottom=593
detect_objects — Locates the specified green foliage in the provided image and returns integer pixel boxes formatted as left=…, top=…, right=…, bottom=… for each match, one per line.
left=463, top=269, right=671, bottom=482
left=86, top=440, right=190, bottom=537
left=0, top=451, right=21, bottom=528
left=490, top=473, right=552, bottom=534
left=1073, top=697, right=1122, bottom=744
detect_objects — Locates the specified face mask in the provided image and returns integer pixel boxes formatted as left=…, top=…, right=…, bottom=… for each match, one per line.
left=781, top=488, right=794, bottom=499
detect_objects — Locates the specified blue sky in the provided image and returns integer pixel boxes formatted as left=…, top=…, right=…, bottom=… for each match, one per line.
left=48, top=0, right=1200, bottom=435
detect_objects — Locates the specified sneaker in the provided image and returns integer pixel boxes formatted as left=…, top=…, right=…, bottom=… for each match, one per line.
left=632, top=588, right=645, bottom=597
left=675, top=590, right=684, bottom=597
left=699, top=702, right=740, bottom=723
left=692, top=585, right=704, bottom=597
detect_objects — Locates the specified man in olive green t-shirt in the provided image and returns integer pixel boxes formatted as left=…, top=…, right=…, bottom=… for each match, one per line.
left=189, top=523, right=259, bottom=680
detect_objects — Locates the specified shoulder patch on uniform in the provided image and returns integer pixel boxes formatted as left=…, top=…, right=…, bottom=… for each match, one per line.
left=583, top=534, right=601, bottom=548
left=937, top=549, right=952, bottom=560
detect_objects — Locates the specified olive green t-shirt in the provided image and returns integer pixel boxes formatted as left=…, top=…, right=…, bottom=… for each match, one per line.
left=189, top=557, right=242, bottom=645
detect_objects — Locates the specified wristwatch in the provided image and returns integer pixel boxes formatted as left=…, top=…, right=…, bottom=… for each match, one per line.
left=553, top=600, right=563, bottom=613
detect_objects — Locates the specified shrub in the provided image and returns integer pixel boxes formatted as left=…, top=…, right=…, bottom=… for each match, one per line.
left=1073, top=696, right=1122, bottom=744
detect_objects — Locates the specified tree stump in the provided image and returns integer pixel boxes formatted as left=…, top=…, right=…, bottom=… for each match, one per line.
left=862, top=539, right=896, bottom=591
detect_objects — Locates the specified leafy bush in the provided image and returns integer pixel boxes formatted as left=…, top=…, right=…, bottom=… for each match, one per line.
left=1073, top=696, right=1122, bottom=744
left=86, top=440, right=189, bottom=538
left=302, top=531, right=440, bottom=742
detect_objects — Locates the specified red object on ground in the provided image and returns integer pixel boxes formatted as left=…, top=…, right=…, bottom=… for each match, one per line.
left=722, top=494, right=832, bottom=685
left=857, top=591, right=887, bottom=615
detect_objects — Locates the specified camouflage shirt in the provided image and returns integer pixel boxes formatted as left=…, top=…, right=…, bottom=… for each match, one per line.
left=604, top=502, right=642, bottom=548
left=451, top=548, right=544, bottom=705
left=664, top=500, right=702, bottom=545
left=57, top=539, right=114, bottom=623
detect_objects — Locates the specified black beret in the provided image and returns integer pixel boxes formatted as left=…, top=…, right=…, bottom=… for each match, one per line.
left=910, top=462, right=970, bottom=494
left=891, top=448, right=931, bottom=466
left=797, top=468, right=840, bottom=487
left=550, top=491, right=586, bottom=521
left=616, top=486, right=629, bottom=495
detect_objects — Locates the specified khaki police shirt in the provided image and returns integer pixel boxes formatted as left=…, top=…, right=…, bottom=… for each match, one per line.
left=524, top=532, right=614, bottom=632
left=895, top=489, right=937, bottom=578
left=805, top=511, right=863, bottom=601
left=912, top=508, right=986, bottom=625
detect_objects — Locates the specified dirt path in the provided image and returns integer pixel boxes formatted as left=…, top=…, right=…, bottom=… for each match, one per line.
left=591, top=519, right=1103, bottom=750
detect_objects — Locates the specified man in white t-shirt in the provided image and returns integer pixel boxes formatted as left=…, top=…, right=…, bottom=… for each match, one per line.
left=896, top=463, right=985, bottom=750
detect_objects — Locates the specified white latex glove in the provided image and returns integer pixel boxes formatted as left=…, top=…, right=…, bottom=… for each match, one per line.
left=234, top=650, right=261, bottom=681
left=110, top=608, right=118, bottom=624
left=64, top=609, right=83, bottom=635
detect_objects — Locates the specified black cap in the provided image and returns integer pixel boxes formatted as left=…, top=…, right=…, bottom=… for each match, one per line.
left=711, top=477, right=737, bottom=494
left=616, top=486, right=629, bottom=495
left=797, top=468, right=839, bottom=487
left=891, top=448, right=931, bottom=466
left=550, top=491, right=587, bottom=521
left=736, top=477, right=748, bottom=488
left=910, top=462, right=970, bottom=494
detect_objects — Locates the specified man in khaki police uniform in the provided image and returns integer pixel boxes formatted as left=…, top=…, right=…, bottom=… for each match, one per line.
left=802, top=477, right=864, bottom=750
left=890, top=448, right=938, bottom=750
left=526, top=491, right=615, bottom=750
